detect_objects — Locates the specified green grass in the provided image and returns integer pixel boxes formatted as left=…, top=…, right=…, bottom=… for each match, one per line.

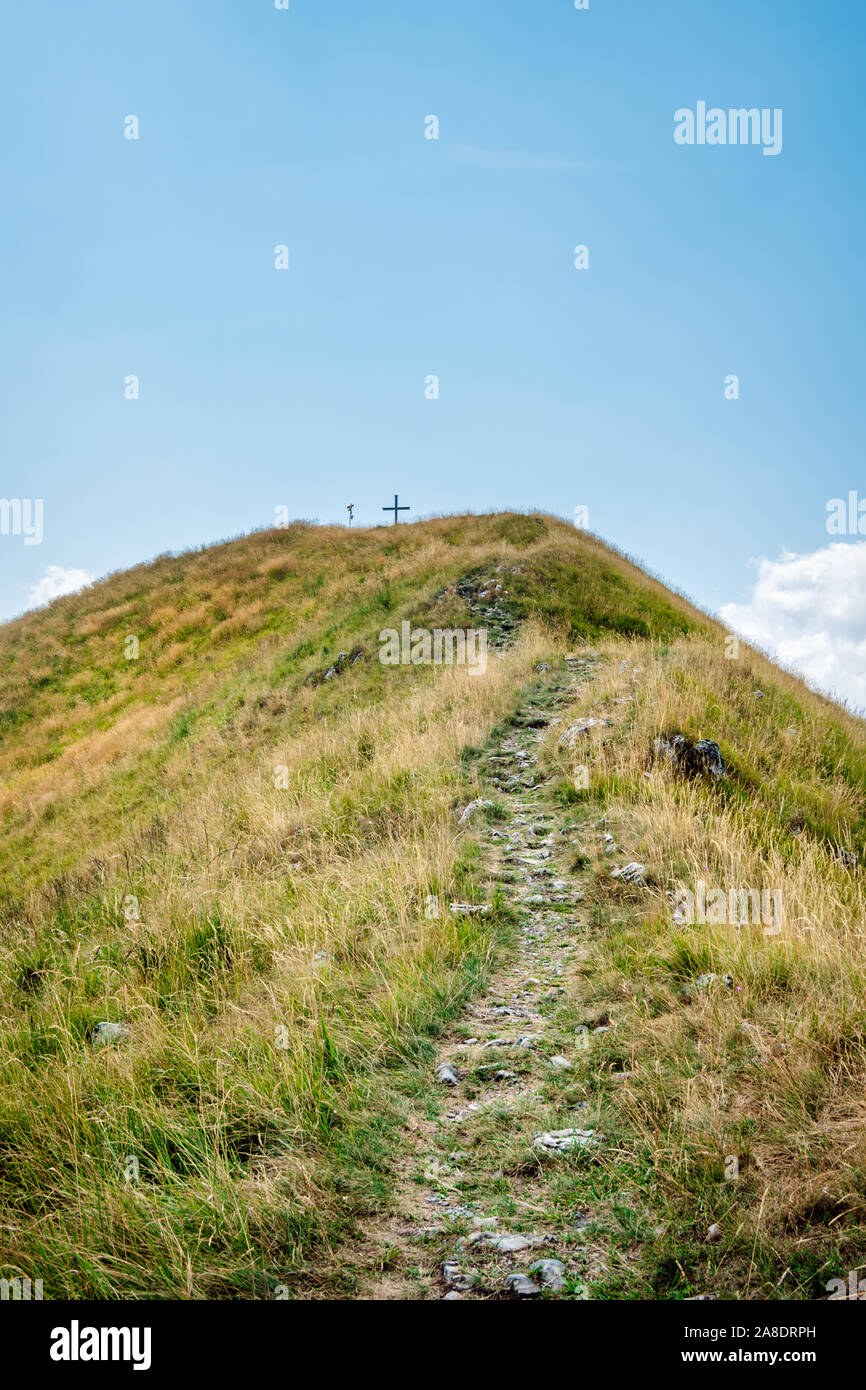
left=2, top=512, right=864, bottom=1299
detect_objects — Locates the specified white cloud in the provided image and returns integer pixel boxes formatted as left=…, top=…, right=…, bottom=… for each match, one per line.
left=28, top=565, right=94, bottom=608
left=719, top=543, right=866, bottom=713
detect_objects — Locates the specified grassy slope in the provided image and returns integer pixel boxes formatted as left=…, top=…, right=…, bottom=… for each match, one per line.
left=0, top=513, right=695, bottom=1296
left=0, top=511, right=864, bottom=1298
left=542, top=637, right=866, bottom=1299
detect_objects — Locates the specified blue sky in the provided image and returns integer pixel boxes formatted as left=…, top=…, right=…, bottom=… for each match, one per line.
left=2, top=1, right=865, bottom=698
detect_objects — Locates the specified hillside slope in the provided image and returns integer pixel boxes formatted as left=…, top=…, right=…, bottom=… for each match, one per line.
left=1, top=512, right=864, bottom=1300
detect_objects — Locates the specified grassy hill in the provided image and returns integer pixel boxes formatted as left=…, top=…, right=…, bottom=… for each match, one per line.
left=1, top=511, right=864, bottom=1299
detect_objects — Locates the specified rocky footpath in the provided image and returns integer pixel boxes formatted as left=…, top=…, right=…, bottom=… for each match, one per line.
left=354, top=654, right=617, bottom=1300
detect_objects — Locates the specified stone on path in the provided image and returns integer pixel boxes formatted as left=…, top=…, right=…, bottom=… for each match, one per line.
left=503, top=1272, right=540, bottom=1297
left=465, top=1231, right=546, bottom=1253
left=442, top=1261, right=480, bottom=1291
left=436, top=1062, right=460, bottom=1085
left=531, top=1258, right=567, bottom=1291
left=533, top=1128, right=600, bottom=1152
left=457, top=798, right=495, bottom=826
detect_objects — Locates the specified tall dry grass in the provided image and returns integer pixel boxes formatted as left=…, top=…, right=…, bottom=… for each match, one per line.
left=0, top=613, right=551, bottom=1297
left=542, top=634, right=866, bottom=1297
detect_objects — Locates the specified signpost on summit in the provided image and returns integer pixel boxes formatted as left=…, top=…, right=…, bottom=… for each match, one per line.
left=383, top=494, right=409, bottom=524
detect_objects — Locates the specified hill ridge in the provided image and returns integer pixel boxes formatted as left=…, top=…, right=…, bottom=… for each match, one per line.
left=0, top=512, right=864, bottom=1300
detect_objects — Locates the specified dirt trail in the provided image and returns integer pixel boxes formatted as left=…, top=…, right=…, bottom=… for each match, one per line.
left=353, top=654, right=616, bottom=1300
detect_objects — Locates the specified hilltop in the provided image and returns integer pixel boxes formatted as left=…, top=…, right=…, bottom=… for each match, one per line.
left=1, top=511, right=864, bottom=1300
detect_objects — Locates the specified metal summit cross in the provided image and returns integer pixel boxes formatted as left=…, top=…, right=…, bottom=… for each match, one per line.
left=383, top=494, right=409, bottom=524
